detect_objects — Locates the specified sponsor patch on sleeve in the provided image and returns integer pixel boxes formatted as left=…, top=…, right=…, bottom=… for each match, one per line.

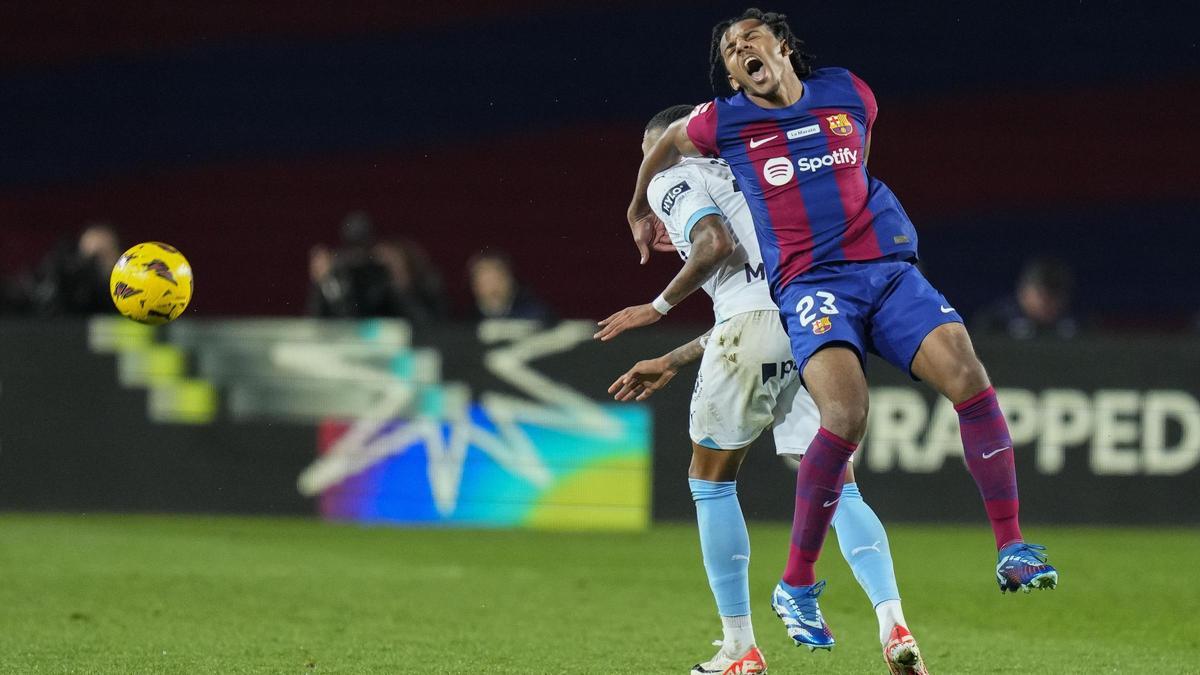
left=659, top=181, right=691, bottom=216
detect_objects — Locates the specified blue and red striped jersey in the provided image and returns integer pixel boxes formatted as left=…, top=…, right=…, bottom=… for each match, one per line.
left=686, top=67, right=919, bottom=295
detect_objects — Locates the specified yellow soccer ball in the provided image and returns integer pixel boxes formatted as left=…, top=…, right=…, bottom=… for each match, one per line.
left=109, top=242, right=194, bottom=325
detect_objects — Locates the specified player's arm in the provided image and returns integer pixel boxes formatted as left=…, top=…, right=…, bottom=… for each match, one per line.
left=607, top=329, right=712, bottom=402
left=849, top=71, right=877, bottom=167
left=627, top=118, right=702, bottom=264
left=594, top=215, right=733, bottom=342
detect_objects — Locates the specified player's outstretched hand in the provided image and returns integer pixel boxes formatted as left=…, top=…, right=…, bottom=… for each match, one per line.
left=594, top=303, right=662, bottom=342
left=628, top=202, right=654, bottom=264
left=628, top=208, right=675, bottom=264
left=649, top=217, right=676, bottom=253
left=608, top=357, right=678, bottom=402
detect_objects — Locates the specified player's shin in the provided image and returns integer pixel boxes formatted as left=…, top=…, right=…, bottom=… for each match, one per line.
left=782, top=429, right=856, bottom=586
left=688, top=478, right=756, bottom=653
left=955, top=386, right=1022, bottom=549
left=830, top=482, right=905, bottom=645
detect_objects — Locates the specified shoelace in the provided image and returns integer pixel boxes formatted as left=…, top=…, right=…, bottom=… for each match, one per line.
left=782, top=580, right=827, bottom=622
left=707, top=640, right=741, bottom=662
left=1006, top=543, right=1048, bottom=565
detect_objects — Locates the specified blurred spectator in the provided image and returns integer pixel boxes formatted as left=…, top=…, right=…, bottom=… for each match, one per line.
left=974, top=257, right=1079, bottom=339
left=30, top=222, right=122, bottom=316
left=466, top=250, right=552, bottom=322
left=308, top=211, right=450, bottom=324
left=372, top=238, right=450, bottom=325
left=308, top=211, right=394, bottom=318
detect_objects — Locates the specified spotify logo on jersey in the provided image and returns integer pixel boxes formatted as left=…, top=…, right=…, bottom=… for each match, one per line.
left=762, top=157, right=794, bottom=186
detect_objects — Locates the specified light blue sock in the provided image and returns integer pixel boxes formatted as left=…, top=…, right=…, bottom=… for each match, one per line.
left=830, top=483, right=901, bottom=606
left=688, top=478, right=751, bottom=617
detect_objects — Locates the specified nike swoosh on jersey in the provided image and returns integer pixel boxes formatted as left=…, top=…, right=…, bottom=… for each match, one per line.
left=748, top=135, right=778, bottom=148
left=940, top=305, right=955, bottom=313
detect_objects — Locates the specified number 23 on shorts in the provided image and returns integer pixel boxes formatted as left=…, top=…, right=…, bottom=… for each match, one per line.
left=796, top=291, right=838, bottom=327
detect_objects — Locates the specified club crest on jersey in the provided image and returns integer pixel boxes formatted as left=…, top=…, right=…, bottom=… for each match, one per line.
left=812, top=316, right=833, bottom=335
left=826, top=113, right=854, bottom=137
left=660, top=181, right=691, bottom=216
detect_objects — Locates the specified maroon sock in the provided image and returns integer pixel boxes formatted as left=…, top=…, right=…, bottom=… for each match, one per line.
left=956, top=386, right=1023, bottom=549
left=782, top=428, right=857, bottom=587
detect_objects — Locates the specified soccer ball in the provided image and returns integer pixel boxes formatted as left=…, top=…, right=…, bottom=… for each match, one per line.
left=109, top=242, right=194, bottom=325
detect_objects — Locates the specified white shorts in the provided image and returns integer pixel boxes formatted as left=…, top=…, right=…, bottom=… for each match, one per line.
left=689, top=309, right=821, bottom=455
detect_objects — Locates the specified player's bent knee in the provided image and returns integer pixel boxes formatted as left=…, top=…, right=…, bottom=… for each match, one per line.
left=942, top=355, right=991, bottom=403
left=818, top=397, right=869, bottom=443
left=915, top=323, right=993, bottom=402
left=803, top=345, right=869, bottom=440
left=961, top=358, right=991, bottom=397
left=820, top=415, right=867, bottom=444
left=688, top=443, right=746, bottom=482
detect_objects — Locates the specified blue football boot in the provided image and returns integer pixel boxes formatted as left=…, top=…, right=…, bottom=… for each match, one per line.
left=996, top=542, right=1059, bottom=593
left=770, top=579, right=835, bottom=651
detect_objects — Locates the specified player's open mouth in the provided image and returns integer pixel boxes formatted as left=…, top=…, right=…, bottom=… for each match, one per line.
left=744, top=56, right=766, bottom=84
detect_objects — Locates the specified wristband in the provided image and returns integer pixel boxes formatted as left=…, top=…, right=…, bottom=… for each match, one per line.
left=651, top=294, right=674, bottom=315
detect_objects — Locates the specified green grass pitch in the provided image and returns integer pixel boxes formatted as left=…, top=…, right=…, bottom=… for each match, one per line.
left=1, top=514, right=1196, bottom=674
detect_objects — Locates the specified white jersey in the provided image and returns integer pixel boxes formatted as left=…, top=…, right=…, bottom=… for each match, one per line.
left=647, top=157, right=778, bottom=324
left=649, top=158, right=823, bottom=455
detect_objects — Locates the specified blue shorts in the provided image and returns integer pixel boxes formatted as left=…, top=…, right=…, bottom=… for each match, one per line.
left=777, top=260, right=963, bottom=379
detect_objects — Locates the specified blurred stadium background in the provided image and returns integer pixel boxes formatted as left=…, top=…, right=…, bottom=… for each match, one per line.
left=1, top=2, right=1198, bottom=673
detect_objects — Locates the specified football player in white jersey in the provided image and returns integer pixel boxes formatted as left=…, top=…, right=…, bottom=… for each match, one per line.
left=595, top=105, right=928, bottom=675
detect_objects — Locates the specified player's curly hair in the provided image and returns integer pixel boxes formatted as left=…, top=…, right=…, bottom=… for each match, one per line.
left=644, top=104, right=695, bottom=133
left=709, top=8, right=815, bottom=95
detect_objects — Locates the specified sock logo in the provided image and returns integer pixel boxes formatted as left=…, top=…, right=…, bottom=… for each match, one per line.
left=822, top=497, right=840, bottom=508
left=731, top=554, right=750, bottom=561
left=981, top=446, right=1012, bottom=459
left=850, top=540, right=882, bottom=556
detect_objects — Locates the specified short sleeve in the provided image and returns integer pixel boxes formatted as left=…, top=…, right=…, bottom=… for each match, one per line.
left=848, top=71, right=877, bottom=130
left=647, top=168, right=724, bottom=245
left=686, top=101, right=720, bottom=157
